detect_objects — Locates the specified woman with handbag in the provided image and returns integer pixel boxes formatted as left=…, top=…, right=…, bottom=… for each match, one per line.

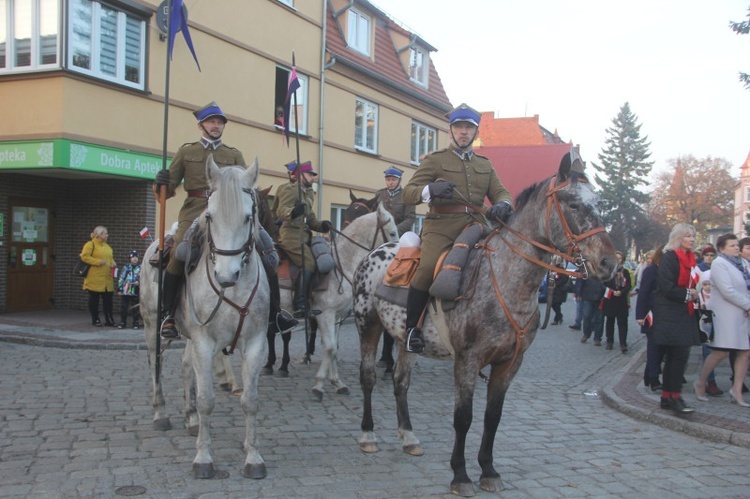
left=693, top=233, right=750, bottom=406
left=80, top=226, right=117, bottom=327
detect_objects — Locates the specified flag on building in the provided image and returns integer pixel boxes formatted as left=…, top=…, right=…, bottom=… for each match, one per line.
left=283, top=65, right=301, bottom=145
left=140, top=227, right=150, bottom=239
left=168, top=0, right=201, bottom=71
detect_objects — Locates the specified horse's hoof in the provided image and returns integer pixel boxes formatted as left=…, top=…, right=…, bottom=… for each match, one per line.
left=403, top=443, right=424, bottom=456
left=242, top=462, right=267, bottom=479
left=479, top=476, right=503, bottom=493
left=301, top=355, right=312, bottom=365
left=276, top=369, right=289, bottom=378
left=311, top=388, right=323, bottom=402
left=359, top=442, right=379, bottom=453
left=260, top=367, right=273, bottom=376
left=231, top=388, right=243, bottom=396
left=336, top=386, right=350, bottom=396
left=188, top=425, right=199, bottom=437
left=192, top=462, right=216, bottom=479
left=450, top=481, right=476, bottom=497
left=153, top=418, right=172, bottom=431
left=219, top=383, right=231, bottom=392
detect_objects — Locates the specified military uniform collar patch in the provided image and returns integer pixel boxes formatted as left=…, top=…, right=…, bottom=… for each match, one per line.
left=201, top=137, right=222, bottom=150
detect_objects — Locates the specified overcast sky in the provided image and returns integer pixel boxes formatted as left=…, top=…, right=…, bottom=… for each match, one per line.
left=370, top=0, right=750, bottom=178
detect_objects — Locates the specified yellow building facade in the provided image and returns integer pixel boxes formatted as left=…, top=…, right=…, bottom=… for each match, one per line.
left=0, top=0, right=452, bottom=312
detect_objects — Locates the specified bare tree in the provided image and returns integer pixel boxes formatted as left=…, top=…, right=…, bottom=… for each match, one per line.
left=649, top=155, right=736, bottom=238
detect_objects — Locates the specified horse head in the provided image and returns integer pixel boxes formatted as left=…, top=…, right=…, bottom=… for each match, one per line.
left=344, top=189, right=378, bottom=226
left=341, top=201, right=399, bottom=249
left=511, top=151, right=616, bottom=282
left=204, top=155, right=260, bottom=288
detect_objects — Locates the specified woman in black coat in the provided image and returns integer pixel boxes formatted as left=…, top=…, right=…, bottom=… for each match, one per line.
left=635, top=246, right=665, bottom=391
left=601, top=251, right=633, bottom=352
left=653, top=223, right=702, bottom=416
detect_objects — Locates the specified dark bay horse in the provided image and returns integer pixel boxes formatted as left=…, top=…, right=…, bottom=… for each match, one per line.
left=352, top=154, right=617, bottom=496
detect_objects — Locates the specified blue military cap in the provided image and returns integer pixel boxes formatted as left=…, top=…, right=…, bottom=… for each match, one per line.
left=193, top=102, right=227, bottom=123
left=383, top=166, right=403, bottom=178
left=447, top=103, right=481, bottom=126
left=285, top=160, right=298, bottom=172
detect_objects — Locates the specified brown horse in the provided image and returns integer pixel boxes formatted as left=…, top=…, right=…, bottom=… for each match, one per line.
left=352, top=153, right=617, bottom=496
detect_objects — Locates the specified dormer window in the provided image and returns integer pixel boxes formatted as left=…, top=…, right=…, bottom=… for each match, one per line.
left=347, top=8, right=371, bottom=56
left=409, top=46, right=428, bottom=87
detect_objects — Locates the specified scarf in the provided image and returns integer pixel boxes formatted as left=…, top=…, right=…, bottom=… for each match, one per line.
left=718, top=252, right=750, bottom=290
left=674, top=248, right=698, bottom=314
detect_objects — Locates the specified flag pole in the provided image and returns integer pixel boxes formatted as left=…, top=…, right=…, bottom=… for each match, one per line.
left=290, top=52, right=310, bottom=347
left=155, top=0, right=175, bottom=382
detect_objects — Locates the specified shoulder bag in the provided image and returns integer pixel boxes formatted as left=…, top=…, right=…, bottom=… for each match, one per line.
left=74, top=243, right=95, bottom=278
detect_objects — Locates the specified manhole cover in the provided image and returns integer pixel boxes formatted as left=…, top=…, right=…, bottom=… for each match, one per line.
left=114, top=485, right=147, bottom=496
left=212, top=470, right=230, bottom=479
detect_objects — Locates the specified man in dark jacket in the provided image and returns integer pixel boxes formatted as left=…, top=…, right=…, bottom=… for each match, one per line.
left=375, top=166, right=416, bottom=237
left=576, top=277, right=606, bottom=345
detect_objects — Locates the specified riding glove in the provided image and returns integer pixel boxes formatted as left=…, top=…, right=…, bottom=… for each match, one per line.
left=290, top=202, right=306, bottom=219
left=428, top=181, right=456, bottom=199
left=320, top=221, right=333, bottom=233
left=155, top=169, right=171, bottom=188
left=487, top=201, right=513, bottom=223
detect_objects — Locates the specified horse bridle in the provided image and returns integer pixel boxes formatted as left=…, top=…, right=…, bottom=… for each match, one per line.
left=186, top=187, right=262, bottom=355
left=204, top=188, right=258, bottom=266
left=466, top=175, right=607, bottom=376
left=492, top=176, right=605, bottom=280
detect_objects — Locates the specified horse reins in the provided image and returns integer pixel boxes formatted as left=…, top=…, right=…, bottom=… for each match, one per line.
left=329, top=212, right=391, bottom=291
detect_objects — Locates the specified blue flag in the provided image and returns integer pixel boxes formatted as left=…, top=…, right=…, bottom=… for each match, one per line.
left=283, top=66, right=301, bottom=145
left=168, top=0, right=201, bottom=71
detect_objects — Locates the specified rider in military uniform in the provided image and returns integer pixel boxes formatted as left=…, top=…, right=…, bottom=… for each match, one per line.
left=154, top=102, right=296, bottom=338
left=276, top=161, right=332, bottom=318
left=402, top=103, right=514, bottom=353
left=375, top=166, right=416, bottom=237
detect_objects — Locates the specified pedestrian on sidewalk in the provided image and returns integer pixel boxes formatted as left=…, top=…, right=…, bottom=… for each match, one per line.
left=693, top=233, right=750, bottom=407
left=635, top=245, right=666, bottom=391
left=80, top=226, right=117, bottom=327
left=602, top=251, right=633, bottom=353
left=117, top=250, right=141, bottom=329
left=576, top=275, right=605, bottom=345
left=653, top=222, right=701, bottom=416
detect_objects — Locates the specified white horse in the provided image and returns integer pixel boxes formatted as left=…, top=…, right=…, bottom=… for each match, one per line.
left=141, top=157, right=270, bottom=479
left=281, top=202, right=398, bottom=400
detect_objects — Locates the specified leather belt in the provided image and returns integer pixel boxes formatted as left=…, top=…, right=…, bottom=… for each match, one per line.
left=429, top=204, right=482, bottom=215
left=187, top=189, right=211, bottom=198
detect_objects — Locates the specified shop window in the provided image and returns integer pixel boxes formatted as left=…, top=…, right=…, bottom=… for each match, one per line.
left=67, top=0, right=146, bottom=89
left=355, top=97, right=378, bottom=154
left=0, top=0, right=60, bottom=72
left=274, top=65, right=307, bottom=135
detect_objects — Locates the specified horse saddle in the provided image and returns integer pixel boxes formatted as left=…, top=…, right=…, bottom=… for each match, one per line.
left=375, top=223, right=488, bottom=311
left=148, top=234, right=176, bottom=269
left=276, top=250, right=329, bottom=292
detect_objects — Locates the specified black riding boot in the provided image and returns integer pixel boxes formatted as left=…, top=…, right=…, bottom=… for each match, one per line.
left=268, top=273, right=298, bottom=332
left=405, top=286, right=430, bottom=353
left=160, top=271, right=183, bottom=339
left=292, top=269, right=320, bottom=319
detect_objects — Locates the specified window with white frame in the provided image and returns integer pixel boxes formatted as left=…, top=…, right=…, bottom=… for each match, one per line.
left=409, top=46, right=428, bottom=87
left=67, top=0, right=146, bottom=89
left=274, top=66, right=308, bottom=135
left=745, top=186, right=750, bottom=203
left=330, top=205, right=348, bottom=231
left=347, top=7, right=370, bottom=56
left=0, top=0, right=60, bottom=72
left=355, top=97, right=378, bottom=153
left=411, top=121, right=436, bottom=164
left=413, top=214, right=424, bottom=234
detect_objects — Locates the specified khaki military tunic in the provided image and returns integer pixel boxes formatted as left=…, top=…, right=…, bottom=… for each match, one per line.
left=277, top=183, right=325, bottom=269
left=402, top=145, right=511, bottom=291
left=375, top=186, right=416, bottom=236
left=162, top=141, right=245, bottom=275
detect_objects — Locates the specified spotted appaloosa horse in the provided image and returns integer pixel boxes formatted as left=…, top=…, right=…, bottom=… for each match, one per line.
left=352, top=153, right=617, bottom=496
left=141, top=157, right=270, bottom=480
